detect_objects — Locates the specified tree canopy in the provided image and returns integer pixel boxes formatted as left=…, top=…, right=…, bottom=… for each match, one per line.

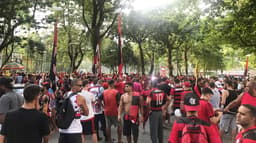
left=0, top=0, right=255, bottom=75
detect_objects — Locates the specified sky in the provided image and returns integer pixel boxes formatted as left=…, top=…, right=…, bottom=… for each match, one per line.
left=131, top=0, right=175, bottom=12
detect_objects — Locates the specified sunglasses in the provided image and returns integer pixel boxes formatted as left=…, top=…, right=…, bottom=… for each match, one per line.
left=76, top=84, right=83, bottom=87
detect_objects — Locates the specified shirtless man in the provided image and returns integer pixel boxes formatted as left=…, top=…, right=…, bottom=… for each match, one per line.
left=118, top=82, right=143, bottom=143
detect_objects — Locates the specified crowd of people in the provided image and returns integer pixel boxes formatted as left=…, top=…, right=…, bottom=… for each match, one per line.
left=0, top=71, right=256, bottom=143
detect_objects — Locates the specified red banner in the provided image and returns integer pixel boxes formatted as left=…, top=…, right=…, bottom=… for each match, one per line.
left=118, top=13, right=123, bottom=78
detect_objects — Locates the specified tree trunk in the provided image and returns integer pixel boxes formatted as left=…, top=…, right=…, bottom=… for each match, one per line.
left=149, top=51, right=155, bottom=75
left=1, top=44, right=14, bottom=68
left=176, top=48, right=179, bottom=76
left=167, top=41, right=173, bottom=76
left=91, top=31, right=100, bottom=74
left=138, top=42, right=145, bottom=75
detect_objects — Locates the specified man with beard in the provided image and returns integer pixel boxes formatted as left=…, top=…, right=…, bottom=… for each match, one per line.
left=224, top=80, right=256, bottom=111
left=236, top=104, right=256, bottom=143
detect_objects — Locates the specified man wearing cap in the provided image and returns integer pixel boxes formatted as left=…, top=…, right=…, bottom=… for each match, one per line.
left=168, top=93, right=222, bottom=143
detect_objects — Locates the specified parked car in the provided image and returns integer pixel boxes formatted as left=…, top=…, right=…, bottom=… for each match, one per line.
left=13, top=84, right=25, bottom=96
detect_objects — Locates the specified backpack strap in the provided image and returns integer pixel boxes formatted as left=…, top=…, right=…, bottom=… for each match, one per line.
left=242, top=128, right=256, bottom=141
left=66, top=92, right=77, bottom=99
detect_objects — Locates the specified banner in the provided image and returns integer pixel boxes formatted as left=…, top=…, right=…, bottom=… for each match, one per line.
left=49, top=20, right=58, bottom=83
left=94, top=42, right=101, bottom=76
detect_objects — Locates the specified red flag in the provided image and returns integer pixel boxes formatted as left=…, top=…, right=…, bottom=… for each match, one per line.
left=94, top=42, right=101, bottom=76
left=49, top=20, right=58, bottom=82
left=244, top=56, right=249, bottom=77
left=118, top=13, right=123, bottom=78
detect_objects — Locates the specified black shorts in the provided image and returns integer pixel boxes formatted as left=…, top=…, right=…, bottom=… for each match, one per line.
left=81, top=117, right=96, bottom=135
left=123, top=115, right=139, bottom=137
left=58, top=133, right=82, bottom=143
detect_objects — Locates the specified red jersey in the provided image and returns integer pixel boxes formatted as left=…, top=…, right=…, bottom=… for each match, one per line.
left=168, top=117, right=221, bottom=143
left=241, top=92, right=256, bottom=106
left=115, top=81, right=125, bottom=94
left=236, top=126, right=256, bottom=143
left=103, top=89, right=119, bottom=116
left=198, top=99, right=215, bottom=123
left=170, top=86, right=183, bottom=110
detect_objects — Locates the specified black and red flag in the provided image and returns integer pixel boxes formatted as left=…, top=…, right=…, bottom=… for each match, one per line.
left=93, top=42, right=101, bottom=77
left=49, top=20, right=58, bottom=83
left=244, top=56, right=249, bottom=77
left=117, top=13, right=123, bottom=78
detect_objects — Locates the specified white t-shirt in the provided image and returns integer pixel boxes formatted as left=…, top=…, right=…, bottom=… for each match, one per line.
left=89, top=85, right=104, bottom=115
left=59, top=91, right=82, bottom=134
left=80, top=90, right=95, bottom=121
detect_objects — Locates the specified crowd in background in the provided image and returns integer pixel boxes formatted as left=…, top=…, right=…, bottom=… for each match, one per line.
left=0, top=71, right=256, bottom=143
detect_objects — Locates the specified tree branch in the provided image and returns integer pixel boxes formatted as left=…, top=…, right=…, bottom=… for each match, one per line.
left=82, top=0, right=92, bottom=33
left=100, top=13, right=118, bottom=39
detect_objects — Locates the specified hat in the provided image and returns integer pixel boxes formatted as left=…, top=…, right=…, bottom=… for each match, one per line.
left=183, top=81, right=191, bottom=87
left=184, top=93, right=200, bottom=111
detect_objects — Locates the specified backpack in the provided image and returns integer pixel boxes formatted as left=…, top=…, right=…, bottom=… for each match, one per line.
left=181, top=118, right=209, bottom=143
left=240, top=128, right=256, bottom=143
left=55, top=92, right=76, bottom=129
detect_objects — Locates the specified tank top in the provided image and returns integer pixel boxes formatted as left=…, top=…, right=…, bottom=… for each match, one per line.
left=224, top=90, right=238, bottom=113
left=241, top=92, right=256, bottom=106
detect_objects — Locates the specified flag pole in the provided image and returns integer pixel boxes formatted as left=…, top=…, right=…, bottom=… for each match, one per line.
left=117, top=13, right=123, bottom=78
left=49, top=19, right=58, bottom=91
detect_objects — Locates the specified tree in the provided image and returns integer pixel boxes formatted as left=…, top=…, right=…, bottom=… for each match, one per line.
left=48, top=0, right=89, bottom=72
left=79, top=0, right=128, bottom=73
left=123, top=11, right=153, bottom=75
left=101, top=38, right=139, bottom=73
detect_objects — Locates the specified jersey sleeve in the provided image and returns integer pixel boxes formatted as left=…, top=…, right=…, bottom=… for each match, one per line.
left=0, top=113, right=9, bottom=135
left=0, top=96, right=11, bottom=113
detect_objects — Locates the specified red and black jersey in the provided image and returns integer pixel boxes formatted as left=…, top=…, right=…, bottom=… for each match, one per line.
left=170, top=86, right=184, bottom=110
left=149, top=88, right=167, bottom=111
left=236, top=126, right=256, bottom=143
left=168, top=116, right=222, bottom=143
